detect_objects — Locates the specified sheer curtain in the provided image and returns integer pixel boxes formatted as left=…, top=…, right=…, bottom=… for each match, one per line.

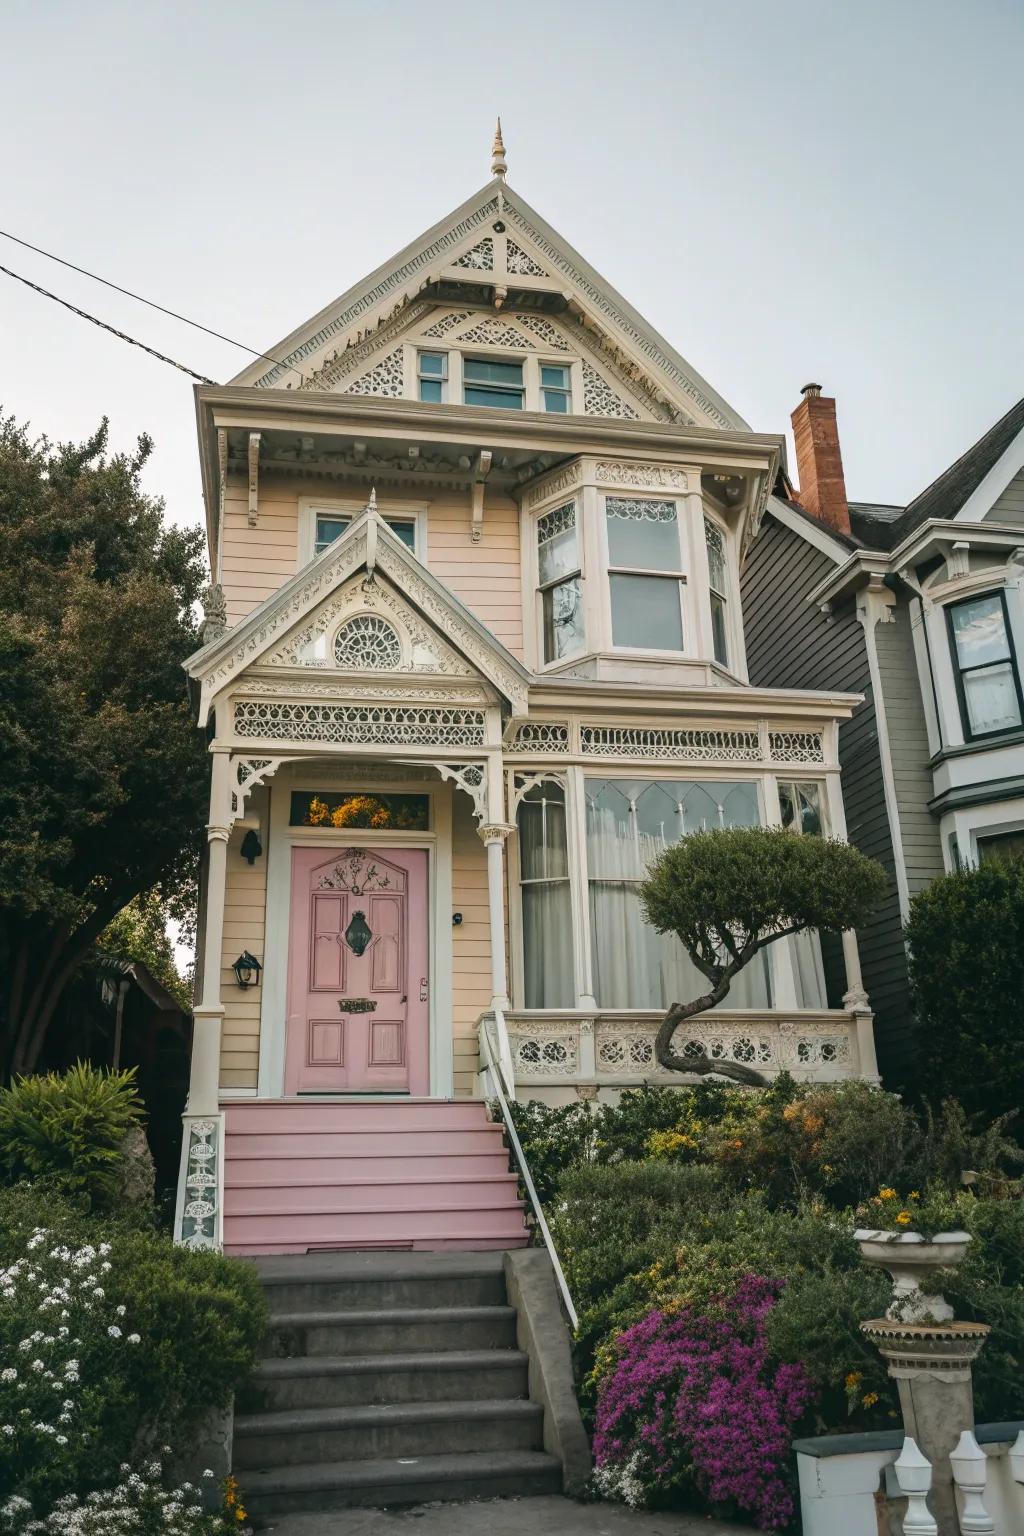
left=518, top=785, right=574, bottom=1008
left=585, top=779, right=771, bottom=1011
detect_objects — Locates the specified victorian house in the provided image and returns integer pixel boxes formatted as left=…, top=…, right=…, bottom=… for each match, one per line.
left=743, top=387, right=1024, bottom=1087
left=176, top=131, right=881, bottom=1258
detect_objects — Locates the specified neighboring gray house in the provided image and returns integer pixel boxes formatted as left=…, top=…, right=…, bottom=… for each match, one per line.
left=742, top=388, right=1024, bottom=1088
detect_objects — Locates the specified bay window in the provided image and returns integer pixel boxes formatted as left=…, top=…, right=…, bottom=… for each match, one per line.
left=537, top=501, right=584, bottom=663
left=947, top=590, right=1023, bottom=739
left=517, top=783, right=574, bottom=1008
left=583, top=778, right=769, bottom=1010
left=605, top=498, right=686, bottom=650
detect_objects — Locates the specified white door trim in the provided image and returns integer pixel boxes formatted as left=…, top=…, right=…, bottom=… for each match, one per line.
left=257, top=768, right=453, bottom=1098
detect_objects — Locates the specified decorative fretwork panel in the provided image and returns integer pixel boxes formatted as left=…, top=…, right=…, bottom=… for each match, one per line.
left=452, top=237, right=494, bottom=270
left=513, top=313, right=569, bottom=350
left=582, top=360, right=640, bottom=419
left=769, top=731, right=825, bottom=764
left=580, top=726, right=761, bottom=762
left=423, top=311, right=471, bottom=340
left=605, top=497, right=677, bottom=523
left=456, top=317, right=536, bottom=349
left=508, top=721, right=570, bottom=753
left=233, top=700, right=487, bottom=748
left=595, top=1029, right=655, bottom=1073
left=506, top=240, right=547, bottom=276
left=334, top=615, right=402, bottom=671
left=345, top=347, right=405, bottom=398
left=510, top=1026, right=579, bottom=1077
left=590, top=1016, right=858, bottom=1080
left=178, top=1118, right=221, bottom=1250
left=537, top=501, right=576, bottom=546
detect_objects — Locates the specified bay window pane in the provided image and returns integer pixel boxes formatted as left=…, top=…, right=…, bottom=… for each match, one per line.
left=518, top=784, right=573, bottom=1009
left=950, top=593, right=1012, bottom=667
left=963, top=662, right=1022, bottom=734
left=610, top=573, right=683, bottom=650
left=605, top=498, right=681, bottom=570
left=543, top=577, right=584, bottom=660
left=537, top=504, right=578, bottom=585
left=584, top=777, right=768, bottom=1010
left=710, top=593, right=729, bottom=665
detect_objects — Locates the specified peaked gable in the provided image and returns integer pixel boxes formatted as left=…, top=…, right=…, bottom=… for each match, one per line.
left=230, top=178, right=745, bottom=432
left=187, top=511, right=530, bottom=723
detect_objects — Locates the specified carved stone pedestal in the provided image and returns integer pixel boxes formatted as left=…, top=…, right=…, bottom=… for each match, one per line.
left=861, top=1318, right=989, bottom=1536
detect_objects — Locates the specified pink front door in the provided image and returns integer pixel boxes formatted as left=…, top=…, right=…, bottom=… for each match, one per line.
left=285, top=847, right=429, bottom=1095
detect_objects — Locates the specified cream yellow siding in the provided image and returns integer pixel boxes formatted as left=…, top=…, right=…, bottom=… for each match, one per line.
left=219, top=809, right=268, bottom=1089
left=218, top=480, right=523, bottom=658
left=451, top=793, right=492, bottom=1096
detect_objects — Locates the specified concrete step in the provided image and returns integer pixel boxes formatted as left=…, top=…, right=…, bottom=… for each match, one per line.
left=233, top=1397, right=544, bottom=1469
left=267, top=1304, right=518, bottom=1358
left=224, top=1175, right=521, bottom=1216
left=238, top=1449, right=563, bottom=1513
left=244, top=1348, right=529, bottom=1411
left=249, top=1250, right=508, bottom=1312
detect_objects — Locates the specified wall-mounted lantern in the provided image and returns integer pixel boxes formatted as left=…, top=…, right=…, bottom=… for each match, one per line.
left=240, top=829, right=262, bottom=865
left=232, top=951, right=262, bottom=989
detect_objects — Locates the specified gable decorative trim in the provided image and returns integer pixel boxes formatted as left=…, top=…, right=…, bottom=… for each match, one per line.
left=456, top=317, right=541, bottom=350
left=252, top=198, right=501, bottom=389
left=506, top=239, right=546, bottom=277
left=452, top=238, right=494, bottom=271
left=423, top=311, right=472, bottom=340
left=346, top=346, right=405, bottom=398
left=581, top=361, right=640, bottom=420
left=233, top=699, right=488, bottom=749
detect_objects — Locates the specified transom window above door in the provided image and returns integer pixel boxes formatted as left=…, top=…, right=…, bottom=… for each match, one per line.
left=605, top=497, right=686, bottom=652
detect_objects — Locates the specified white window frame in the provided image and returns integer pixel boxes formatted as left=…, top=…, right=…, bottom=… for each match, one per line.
left=704, top=511, right=733, bottom=668
left=533, top=499, right=586, bottom=668
left=462, top=353, right=527, bottom=411
left=298, top=496, right=430, bottom=569
left=538, top=360, right=573, bottom=414
left=601, top=493, right=689, bottom=656
left=416, top=349, right=449, bottom=403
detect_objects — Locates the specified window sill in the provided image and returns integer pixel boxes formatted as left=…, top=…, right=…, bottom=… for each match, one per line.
left=931, top=726, right=1024, bottom=765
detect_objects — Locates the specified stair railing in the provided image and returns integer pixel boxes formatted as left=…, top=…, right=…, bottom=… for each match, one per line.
left=479, top=1012, right=579, bottom=1331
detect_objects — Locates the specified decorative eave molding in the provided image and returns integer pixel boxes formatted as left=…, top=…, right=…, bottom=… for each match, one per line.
left=808, top=518, right=1024, bottom=610
left=231, top=177, right=746, bottom=431
left=186, top=510, right=530, bottom=723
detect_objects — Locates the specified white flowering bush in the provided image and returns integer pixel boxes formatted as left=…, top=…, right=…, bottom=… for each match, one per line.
left=0, top=1460, right=250, bottom=1535
left=0, top=1186, right=264, bottom=1517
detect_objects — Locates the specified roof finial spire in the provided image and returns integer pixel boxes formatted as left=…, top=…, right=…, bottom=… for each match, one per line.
left=491, top=117, right=507, bottom=180
left=366, top=485, right=378, bottom=514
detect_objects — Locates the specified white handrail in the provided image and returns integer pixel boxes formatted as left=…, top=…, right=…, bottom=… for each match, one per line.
left=491, top=1003, right=517, bottom=1099
left=480, top=1015, right=579, bottom=1331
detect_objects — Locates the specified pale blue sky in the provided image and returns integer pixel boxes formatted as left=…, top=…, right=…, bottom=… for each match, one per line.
left=1, top=0, right=1022, bottom=532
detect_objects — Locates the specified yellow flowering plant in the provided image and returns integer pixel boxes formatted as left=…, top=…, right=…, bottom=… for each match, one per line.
left=854, top=1184, right=966, bottom=1240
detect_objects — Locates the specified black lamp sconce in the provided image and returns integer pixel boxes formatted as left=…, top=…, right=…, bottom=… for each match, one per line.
left=232, top=951, right=262, bottom=989
left=240, top=829, right=263, bottom=866
left=452, top=912, right=463, bottom=926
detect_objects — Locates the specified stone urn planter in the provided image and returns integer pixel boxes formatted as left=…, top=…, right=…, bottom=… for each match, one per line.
left=854, top=1229, right=971, bottom=1322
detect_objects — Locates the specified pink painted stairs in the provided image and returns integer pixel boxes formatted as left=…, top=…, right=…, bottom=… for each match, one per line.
left=221, top=1100, right=529, bottom=1256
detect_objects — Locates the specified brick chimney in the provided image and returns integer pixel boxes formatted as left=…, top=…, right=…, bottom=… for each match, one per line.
left=790, top=383, right=851, bottom=536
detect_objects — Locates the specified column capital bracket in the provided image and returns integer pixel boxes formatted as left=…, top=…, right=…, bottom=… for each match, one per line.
left=478, top=822, right=515, bottom=845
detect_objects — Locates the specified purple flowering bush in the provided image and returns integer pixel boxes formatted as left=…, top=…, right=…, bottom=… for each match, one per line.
left=593, top=1275, right=815, bottom=1529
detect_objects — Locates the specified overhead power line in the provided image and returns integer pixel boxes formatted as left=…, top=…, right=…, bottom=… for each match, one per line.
left=0, top=226, right=305, bottom=381
left=0, top=262, right=217, bottom=384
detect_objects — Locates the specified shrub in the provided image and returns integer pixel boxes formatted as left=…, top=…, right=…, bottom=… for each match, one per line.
left=0, top=1065, right=145, bottom=1211
left=0, top=1461, right=251, bottom=1534
left=906, top=857, right=1024, bottom=1117
left=945, top=1194, right=1024, bottom=1423
left=0, top=1185, right=266, bottom=1512
left=593, top=1275, right=815, bottom=1529
left=503, top=1098, right=597, bottom=1206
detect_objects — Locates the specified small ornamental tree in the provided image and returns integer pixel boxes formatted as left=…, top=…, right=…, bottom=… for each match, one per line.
left=905, top=856, right=1024, bottom=1118
left=639, top=827, right=888, bottom=1083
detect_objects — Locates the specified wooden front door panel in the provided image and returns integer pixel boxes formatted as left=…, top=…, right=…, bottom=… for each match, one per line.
left=285, top=847, right=429, bottom=1095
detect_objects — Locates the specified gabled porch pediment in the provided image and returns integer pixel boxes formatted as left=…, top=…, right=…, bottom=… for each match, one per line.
left=187, top=508, right=530, bottom=724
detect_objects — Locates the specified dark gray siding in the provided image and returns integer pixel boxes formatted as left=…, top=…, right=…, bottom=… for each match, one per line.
left=874, top=603, right=945, bottom=896
left=741, top=513, right=916, bottom=1085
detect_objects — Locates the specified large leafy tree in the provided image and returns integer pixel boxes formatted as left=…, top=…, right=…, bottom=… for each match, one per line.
left=639, top=827, right=888, bottom=1083
left=0, top=414, right=208, bottom=1076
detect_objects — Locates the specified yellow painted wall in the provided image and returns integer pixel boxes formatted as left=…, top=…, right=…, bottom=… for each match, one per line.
left=219, top=477, right=524, bottom=658
left=451, top=793, right=493, bottom=1096
left=219, top=795, right=268, bottom=1090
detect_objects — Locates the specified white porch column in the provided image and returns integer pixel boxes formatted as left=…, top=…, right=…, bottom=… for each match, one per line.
left=823, top=770, right=881, bottom=1082
left=480, top=823, right=514, bottom=1012
left=188, top=744, right=232, bottom=1116
left=760, top=770, right=800, bottom=1008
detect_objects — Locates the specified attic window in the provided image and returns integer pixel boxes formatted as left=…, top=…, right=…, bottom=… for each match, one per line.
left=315, top=513, right=416, bottom=557
left=463, top=358, right=524, bottom=410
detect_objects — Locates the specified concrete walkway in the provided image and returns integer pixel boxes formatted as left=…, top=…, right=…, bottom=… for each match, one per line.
left=261, top=1494, right=758, bottom=1535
